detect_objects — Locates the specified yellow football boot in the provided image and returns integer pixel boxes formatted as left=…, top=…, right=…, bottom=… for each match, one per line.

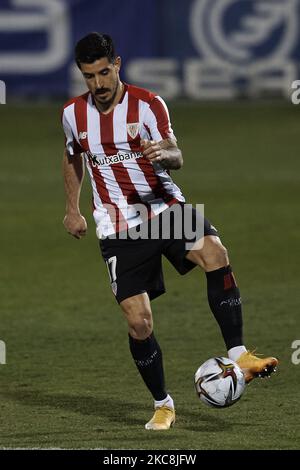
left=236, top=350, right=278, bottom=383
left=145, top=406, right=175, bottom=430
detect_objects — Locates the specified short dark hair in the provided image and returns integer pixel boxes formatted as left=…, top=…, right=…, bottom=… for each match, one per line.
left=75, top=33, right=115, bottom=69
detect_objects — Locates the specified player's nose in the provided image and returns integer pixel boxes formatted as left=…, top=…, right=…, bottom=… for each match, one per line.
left=94, top=75, right=103, bottom=89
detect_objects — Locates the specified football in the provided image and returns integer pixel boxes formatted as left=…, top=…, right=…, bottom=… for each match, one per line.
left=195, top=357, right=245, bottom=408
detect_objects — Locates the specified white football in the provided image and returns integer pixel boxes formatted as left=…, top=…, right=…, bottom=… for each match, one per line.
left=195, top=357, right=245, bottom=408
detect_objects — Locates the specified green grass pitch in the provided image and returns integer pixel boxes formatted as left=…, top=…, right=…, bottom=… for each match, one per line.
left=1, top=101, right=300, bottom=449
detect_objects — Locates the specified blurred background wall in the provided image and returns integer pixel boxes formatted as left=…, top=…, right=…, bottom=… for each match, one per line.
left=1, top=0, right=299, bottom=101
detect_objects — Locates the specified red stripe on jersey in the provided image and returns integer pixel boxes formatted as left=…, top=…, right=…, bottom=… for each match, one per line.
left=149, top=98, right=170, bottom=139
left=126, top=93, right=140, bottom=151
left=87, top=162, right=126, bottom=232
left=124, top=83, right=155, bottom=103
left=143, top=123, right=152, bottom=140
left=74, top=96, right=123, bottom=232
left=100, top=111, right=142, bottom=206
left=74, top=93, right=89, bottom=153
left=126, top=93, right=153, bottom=217
left=127, top=93, right=174, bottom=204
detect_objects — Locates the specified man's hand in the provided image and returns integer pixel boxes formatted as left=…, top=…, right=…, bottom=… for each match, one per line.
left=63, top=212, right=87, bottom=239
left=141, top=138, right=183, bottom=170
left=141, top=139, right=167, bottom=163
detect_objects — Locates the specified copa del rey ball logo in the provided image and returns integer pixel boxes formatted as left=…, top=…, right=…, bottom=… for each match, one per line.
left=189, top=0, right=298, bottom=67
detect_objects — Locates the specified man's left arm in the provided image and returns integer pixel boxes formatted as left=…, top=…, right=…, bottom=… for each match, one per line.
left=141, top=138, right=183, bottom=170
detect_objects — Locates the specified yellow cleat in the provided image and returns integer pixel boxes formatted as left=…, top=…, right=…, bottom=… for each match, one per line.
left=236, top=350, right=278, bottom=383
left=145, top=406, right=176, bottom=430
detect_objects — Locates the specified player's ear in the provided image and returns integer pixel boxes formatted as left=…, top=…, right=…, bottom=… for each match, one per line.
left=114, top=56, right=121, bottom=72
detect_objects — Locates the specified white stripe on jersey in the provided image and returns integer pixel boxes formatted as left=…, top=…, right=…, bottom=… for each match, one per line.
left=144, top=106, right=164, bottom=142
left=154, top=164, right=185, bottom=203
left=62, top=112, right=74, bottom=155
left=113, top=94, right=171, bottom=216
left=113, top=94, right=156, bottom=199
left=95, top=101, right=145, bottom=230
left=63, top=103, right=80, bottom=154
left=86, top=93, right=102, bottom=154
left=139, top=98, right=150, bottom=138
left=84, top=156, right=115, bottom=237
left=139, top=97, right=184, bottom=204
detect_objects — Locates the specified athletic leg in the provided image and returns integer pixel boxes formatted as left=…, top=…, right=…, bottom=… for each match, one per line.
left=120, top=292, right=175, bottom=429
left=186, top=235, right=278, bottom=382
left=186, top=235, right=245, bottom=352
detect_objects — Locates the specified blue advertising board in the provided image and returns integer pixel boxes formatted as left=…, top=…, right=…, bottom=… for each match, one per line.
left=0, top=0, right=299, bottom=100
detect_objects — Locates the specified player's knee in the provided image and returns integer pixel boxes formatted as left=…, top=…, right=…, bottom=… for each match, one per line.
left=196, top=238, right=229, bottom=271
left=128, top=312, right=153, bottom=340
left=121, top=299, right=153, bottom=340
left=203, top=242, right=228, bottom=270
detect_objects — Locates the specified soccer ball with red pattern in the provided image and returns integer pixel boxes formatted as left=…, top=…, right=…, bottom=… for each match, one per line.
left=194, top=357, right=245, bottom=408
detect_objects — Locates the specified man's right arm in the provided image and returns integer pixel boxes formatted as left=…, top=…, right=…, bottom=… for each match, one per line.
left=62, top=149, right=87, bottom=239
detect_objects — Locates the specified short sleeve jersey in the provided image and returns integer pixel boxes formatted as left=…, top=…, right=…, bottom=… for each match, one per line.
left=62, top=83, right=184, bottom=237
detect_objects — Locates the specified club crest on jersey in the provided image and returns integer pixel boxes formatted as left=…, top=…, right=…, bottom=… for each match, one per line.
left=127, top=123, right=139, bottom=139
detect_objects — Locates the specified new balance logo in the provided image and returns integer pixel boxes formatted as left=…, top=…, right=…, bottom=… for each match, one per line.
left=79, top=131, right=88, bottom=140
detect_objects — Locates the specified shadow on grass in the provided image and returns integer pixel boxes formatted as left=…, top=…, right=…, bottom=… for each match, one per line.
left=0, top=388, right=144, bottom=425
left=0, top=388, right=232, bottom=435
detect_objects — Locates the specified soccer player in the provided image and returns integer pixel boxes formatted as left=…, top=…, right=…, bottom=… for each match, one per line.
left=62, top=33, right=278, bottom=430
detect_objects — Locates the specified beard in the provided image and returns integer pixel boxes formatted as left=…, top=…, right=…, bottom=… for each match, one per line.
left=94, top=80, right=119, bottom=111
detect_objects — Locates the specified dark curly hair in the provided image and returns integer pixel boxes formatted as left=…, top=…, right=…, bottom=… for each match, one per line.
left=75, top=32, right=115, bottom=69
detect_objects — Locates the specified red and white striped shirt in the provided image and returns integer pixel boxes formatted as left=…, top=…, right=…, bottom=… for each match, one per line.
left=62, top=83, right=185, bottom=237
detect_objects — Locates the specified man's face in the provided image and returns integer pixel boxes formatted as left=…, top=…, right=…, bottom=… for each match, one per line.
left=80, top=56, right=121, bottom=108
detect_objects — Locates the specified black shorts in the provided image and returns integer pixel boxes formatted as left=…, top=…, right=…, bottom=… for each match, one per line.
left=99, top=203, right=218, bottom=303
